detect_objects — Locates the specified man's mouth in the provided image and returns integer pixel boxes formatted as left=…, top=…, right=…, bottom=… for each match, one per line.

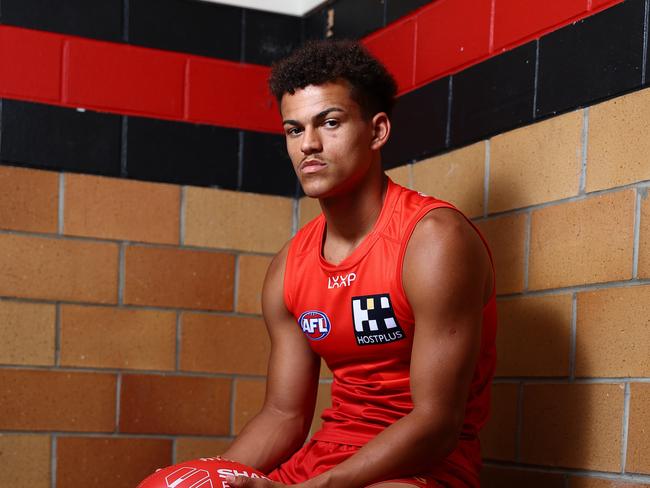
left=300, top=159, right=327, bottom=174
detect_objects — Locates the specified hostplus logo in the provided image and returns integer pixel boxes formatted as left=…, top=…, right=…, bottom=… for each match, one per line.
left=351, top=293, right=405, bottom=346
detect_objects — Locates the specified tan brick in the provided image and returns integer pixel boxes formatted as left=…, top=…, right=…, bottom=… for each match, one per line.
left=64, top=173, right=180, bottom=244
left=413, top=142, right=485, bottom=218
left=234, top=379, right=266, bottom=435
left=627, top=383, right=650, bottom=474
left=320, top=358, right=333, bottom=379
left=299, top=197, right=321, bottom=228
left=576, top=286, right=650, bottom=377
left=124, top=245, right=234, bottom=311
left=120, top=374, right=231, bottom=435
left=490, top=111, right=582, bottom=212
left=184, top=187, right=293, bottom=253
left=496, top=295, right=572, bottom=377
left=587, top=88, right=650, bottom=192
left=175, top=438, right=232, bottom=463
left=479, top=383, right=518, bottom=461
left=60, top=305, right=176, bottom=370
left=570, top=477, right=648, bottom=488
left=0, top=300, right=55, bottom=366
left=521, top=383, right=624, bottom=470
left=0, top=234, right=118, bottom=303
left=529, top=191, right=635, bottom=290
left=386, top=164, right=411, bottom=188
left=639, top=190, right=650, bottom=278
left=0, top=434, right=50, bottom=488
left=311, top=382, right=332, bottom=434
left=0, top=370, right=116, bottom=431
left=0, top=166, right=58, bottom=233
left=475, top=214, right=527, bottom=294
left=181, top=313, right=270, bottom=375
left=481, top=466, right=565, bottom=488
left=57, top=437, right=172, bottom=488
left=237, top=254, right=272, bottom=315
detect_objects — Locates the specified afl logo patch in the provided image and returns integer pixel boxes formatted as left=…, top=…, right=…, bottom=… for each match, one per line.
left=298, top=310, right=331, bottom=341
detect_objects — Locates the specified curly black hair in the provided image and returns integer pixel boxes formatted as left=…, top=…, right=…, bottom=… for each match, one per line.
left=268, top=39, right=398, bottom=118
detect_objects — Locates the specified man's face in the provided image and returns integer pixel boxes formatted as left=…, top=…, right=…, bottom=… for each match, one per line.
left=280, top=81, right=379, bottom=198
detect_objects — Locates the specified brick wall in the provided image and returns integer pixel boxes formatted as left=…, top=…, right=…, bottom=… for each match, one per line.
left=377, top=88, right=649, bottom=486
left=0, top=168, right=334, bottom=487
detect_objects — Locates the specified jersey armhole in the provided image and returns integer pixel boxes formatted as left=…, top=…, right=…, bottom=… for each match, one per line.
left=283, top=241, right=296, bottom=315
left=395, top=203, right=497, bottom=314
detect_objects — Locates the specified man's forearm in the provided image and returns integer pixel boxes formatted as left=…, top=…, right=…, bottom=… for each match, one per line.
left=222, top=406, right=312, bottom=473
left=305, top=408, right=459, bottom=488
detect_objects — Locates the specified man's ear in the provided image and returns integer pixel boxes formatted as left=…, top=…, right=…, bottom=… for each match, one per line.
left=370, top=112, right=391, bottom=150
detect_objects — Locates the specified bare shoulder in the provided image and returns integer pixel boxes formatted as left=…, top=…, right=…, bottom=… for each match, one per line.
left=403, top=207, right=492, bottom=306
left=262, top=239, right=294, bottom=323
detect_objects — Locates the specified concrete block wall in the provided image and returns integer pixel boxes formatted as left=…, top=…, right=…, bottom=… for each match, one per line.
left=0, top=167, right=333, bottom=488
left=365, top=87, right=649, bottom=486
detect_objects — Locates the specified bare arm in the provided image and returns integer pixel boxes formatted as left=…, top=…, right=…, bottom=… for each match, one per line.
left=222, top=241, right=322, bottom=473
left=308, top=208, right=493, bottom=487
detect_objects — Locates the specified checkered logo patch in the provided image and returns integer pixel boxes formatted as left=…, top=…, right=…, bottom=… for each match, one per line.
left=351, top=293, right=405, bottom=346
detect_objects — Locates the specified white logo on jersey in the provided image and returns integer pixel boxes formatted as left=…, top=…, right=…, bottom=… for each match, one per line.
left=328, top=272, right=357, bottom=289
left=351, top=294, right=405, bottom=346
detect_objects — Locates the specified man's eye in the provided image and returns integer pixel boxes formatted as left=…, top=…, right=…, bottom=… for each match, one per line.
left=324, top=119, right=339, bottom=128
left=287, top=127, right=302, bottom=136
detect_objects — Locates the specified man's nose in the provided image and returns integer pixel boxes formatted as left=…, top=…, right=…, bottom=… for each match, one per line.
left=301, top=126, right=323, bottom=154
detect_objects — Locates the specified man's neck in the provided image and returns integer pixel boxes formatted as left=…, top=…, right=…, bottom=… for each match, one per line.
left=318, top=167, right=387, bottom=263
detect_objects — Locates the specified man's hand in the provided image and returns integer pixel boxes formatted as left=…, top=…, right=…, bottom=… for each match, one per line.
left=225, top=476, right=292, bottom=488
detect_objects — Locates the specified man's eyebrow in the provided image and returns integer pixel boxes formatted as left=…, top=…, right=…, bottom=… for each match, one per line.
left=282, top=107, right=345, bottom=126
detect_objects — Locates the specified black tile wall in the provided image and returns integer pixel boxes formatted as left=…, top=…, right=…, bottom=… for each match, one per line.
left=240, top=131, right=296, bottom=196
left=385, top=0, right=431, bottom=24
left=0, top=99, right=122, bottom=176
left=536, top=0, right=645, bottom=118
left=332, top=0, right=385, bottom=39
left=244, top=10, right=302, bottom=65
left=0, top=0, right=123, bottom=42
left=302, top=6, right=328, bottom=41
left=450, top=42, right=536, bottom=147
left=126, top=116, right=239, bottom=188
left=382, top=77, right=449, bottom=169
left=128, top=0, right=242, bottom=61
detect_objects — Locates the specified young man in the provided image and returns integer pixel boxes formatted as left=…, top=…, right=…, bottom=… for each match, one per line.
left=223, top=40, right=496, bottom=488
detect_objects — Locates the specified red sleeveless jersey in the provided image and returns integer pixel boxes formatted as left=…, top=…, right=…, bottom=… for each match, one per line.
left=283, top=179, right=497, bottom=486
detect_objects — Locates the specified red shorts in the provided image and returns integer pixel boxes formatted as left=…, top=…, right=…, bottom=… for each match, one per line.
left=267, top=440, right=445, bottom=487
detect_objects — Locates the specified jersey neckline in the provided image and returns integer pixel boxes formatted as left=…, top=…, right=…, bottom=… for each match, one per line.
left=316, top=177, right=402, bottom=272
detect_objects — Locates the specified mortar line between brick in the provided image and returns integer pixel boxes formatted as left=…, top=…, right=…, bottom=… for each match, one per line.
left=0, top=430, right=233, bottom=440
left=643, top=0, right=649, bottom=86
left=483, top=140, right=490, bottom=218
left=523, top=212, right=531, bottom=291
left=54, top=303, right=61, bottom=367
left=120, top=116, right=128, bottom=177
left=292, top=197, right=300, bottom=236
left=172, top=437, right=178, bottom=465
left=115, top=373, right=122, bottom=432
left=230, top=378, right=237, bottom=436
left=482, top=461, right=650, bottom=483
left=515, top=382, right=524, bottom=463
left=175, top=311, right=182, bottom=371
left=563, top=474, right=569, bottom=488
left=532, top=39, right=540, bottom=118
left=493, top=377, right=650, bottom=384
left=122, top=0, right=130, bottom=42
left=407, top=162, right=414, bottom=190
left=233, top=254, right=241, bottom=313
left=579, top=107, right=589, bottom=194
left=471, top=179, right=650, bottom=222
left=0, top=100, right=3, bottom=152
left=621, top=382, right=631, bottom=473
left=495, top=278, right=650, bottom=299
left=632, top=189, right=642, bottom=279
left=51, top=435, right=57, bottom=488
left=179, top=186, right=187, bottom=246
left=445, top=77, right=453, bottom=147
left=58, top=173, right=65, bottom=235
left=118, top=243, right=126, bottom=305
left=569, top=293, right=577, bottom=381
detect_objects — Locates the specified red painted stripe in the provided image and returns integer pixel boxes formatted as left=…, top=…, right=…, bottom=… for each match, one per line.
left=0, top=26, right=62, bottom=103
left=414, top=0, right=492, bottom=86
left=0, top=25, right=281, bottom=133
left=364, top=16, right=417, bottom=93
left=492, top=0, right=589, bottom=52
